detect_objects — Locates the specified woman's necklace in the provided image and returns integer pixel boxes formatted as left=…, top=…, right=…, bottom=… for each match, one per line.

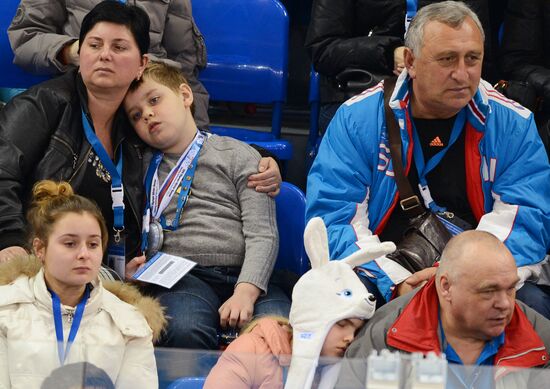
left=88, top=150, right=112, bottom=183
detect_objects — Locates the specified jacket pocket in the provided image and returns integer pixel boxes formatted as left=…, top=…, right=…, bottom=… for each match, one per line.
left=189, top=17, right=207, bottom=69
left=34, top=135, right=77, bottom=182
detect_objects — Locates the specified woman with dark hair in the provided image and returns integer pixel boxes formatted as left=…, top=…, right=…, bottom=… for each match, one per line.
left=7, top=0, right=282, bottom=192
left=0, top=1, right=149, bottom=269
left=8, top=0, right=210, bottom=130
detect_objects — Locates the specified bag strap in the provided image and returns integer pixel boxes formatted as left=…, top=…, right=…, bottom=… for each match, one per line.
left=383, top=77, right=425, bottom=219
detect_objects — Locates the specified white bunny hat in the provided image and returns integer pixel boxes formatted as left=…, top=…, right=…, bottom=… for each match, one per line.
left=284, top=217, right=395, bottom=389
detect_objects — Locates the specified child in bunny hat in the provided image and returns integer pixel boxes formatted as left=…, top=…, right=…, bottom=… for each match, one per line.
left=204, top=217, right=395, bottom=389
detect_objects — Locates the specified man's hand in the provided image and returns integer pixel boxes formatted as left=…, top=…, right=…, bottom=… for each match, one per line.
left=219, top=282, right=261, bottom=329
left=0, top=246, right=27, bottom=263
left=393, top=46, right=405, bottom=76
left=125, top=255, right=146, bottom=280
left=396, top=266, right=437, bottom=297
left=247, top=157, right=281, bottom=197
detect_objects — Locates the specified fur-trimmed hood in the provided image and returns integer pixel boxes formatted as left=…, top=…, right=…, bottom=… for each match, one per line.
left=0, top=256, right=166, bottom=342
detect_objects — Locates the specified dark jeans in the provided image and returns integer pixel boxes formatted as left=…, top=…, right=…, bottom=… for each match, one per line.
left=516, top=281, right=550, bottom=319
left=145, top=265, right=291, bottom=349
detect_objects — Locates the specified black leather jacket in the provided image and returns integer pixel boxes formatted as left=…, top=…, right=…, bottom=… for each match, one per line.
left=0, top=69, right=145, bottom=258
left=306, top=0, right=496, bottom=103
left=500, top=0, right=550, bottom=113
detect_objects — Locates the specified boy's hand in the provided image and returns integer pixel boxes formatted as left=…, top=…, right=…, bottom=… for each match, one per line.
left=219, top=282, right=261, bottom=329
left=247, top=157, right=281, bottom=197
left=125, top=255, right=146, bottom=281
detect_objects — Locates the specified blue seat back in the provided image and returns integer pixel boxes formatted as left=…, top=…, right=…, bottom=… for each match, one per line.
left=0, top=0, right=48, bottom=89
left=193, top=0, right=288, bottom=104
left=167, top=376, right=206, bottom=389
left=192, top=0, right=289, bottom=142
left=275, top=182, right=309, bottom=275
left=306, top=66, right=321, bottom=172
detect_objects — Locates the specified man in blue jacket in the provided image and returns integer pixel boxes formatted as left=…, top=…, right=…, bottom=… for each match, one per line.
left=306, top=1, right=550, bottom=316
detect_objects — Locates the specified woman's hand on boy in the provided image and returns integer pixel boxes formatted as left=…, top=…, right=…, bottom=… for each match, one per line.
left=247, top=157, right=281, bottom=197
left=219, top=282, right=261, bottom=329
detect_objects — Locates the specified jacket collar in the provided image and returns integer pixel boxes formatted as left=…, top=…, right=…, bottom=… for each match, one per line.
left=389, top=71, right=490, bottom=133
left=31, top=268, right=103, bottom=318
left=387, top=278, right=548, bottom=370
left=0, top=256, right=166, bottom=341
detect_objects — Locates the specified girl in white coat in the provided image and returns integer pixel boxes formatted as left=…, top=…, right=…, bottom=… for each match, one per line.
left=0, top=180, right=165, bottom=389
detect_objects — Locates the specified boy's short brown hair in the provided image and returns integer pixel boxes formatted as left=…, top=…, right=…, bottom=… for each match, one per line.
left=129, top=61, right=195, bottom=116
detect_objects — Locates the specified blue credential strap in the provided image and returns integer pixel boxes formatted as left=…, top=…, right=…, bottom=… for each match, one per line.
left=411, top=108, right=466, bottom=214
left=50, top=285, right=90, bottom=365
left=140, top=131, right=205, bottom=253
left=405, top=0, right=417, bottom=33
left=81, top=110, right=124, bottom=232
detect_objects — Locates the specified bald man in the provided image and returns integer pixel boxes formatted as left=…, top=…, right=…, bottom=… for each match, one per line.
left=336, top=231, right=550, bottom=388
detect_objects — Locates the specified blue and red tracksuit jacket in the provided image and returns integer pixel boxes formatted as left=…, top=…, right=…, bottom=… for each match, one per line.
left=306, top=74, right=550, bottom=302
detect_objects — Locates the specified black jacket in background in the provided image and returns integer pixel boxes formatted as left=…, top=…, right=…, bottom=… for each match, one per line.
left=306, top=0, right=497, bottom=104
left=500, top=0, right=550, bottom=113
left=0, top=69, right=145, bottom=258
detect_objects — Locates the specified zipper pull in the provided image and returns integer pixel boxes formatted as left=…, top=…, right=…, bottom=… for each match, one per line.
left=66, top=310, right=74, bottom=323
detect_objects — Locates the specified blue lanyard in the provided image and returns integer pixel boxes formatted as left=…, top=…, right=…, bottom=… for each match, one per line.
left=411, top=109, right=466, bottom=212
left=140, top=131, right=205, bottom=252
left=81, top=111, right=124, bottom=237
left=405, top=0, right=417, bottom=33
left=50, top=285, right=90, bottom=365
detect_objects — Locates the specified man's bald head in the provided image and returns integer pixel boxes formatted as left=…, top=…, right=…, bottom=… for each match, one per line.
left=436, top=230, right=519, bottom=341
left=437, top=230, right=516, bottom=282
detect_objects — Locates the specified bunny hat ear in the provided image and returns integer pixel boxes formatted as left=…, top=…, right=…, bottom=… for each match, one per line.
left=341, top=241, right=396, bottom=269
left=303, top=217, right=330, bottom=269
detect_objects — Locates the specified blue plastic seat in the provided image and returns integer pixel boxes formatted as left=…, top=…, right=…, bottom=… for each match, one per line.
left=0, top=0, right=48, bottom=90
left=274, top=182, right=309, bottom=275
left=305, top=66, right=321, bottom=172
left=167, top=376, right=206, bottom=389
left=192, top=0, right=293, bottom=161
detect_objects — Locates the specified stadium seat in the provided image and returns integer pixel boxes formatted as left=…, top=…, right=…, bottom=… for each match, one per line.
left=0, top=0, right=48, bottom=89
left=166, top=376, right=206, bottom=389
left=192, top=0, right=293, bottom=161
left=275, top=181, right=309, bottom=275
left=305, top=66, right=321, bottom=172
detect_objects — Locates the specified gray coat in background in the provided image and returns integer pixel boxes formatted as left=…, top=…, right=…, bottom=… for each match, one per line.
left=7, top=0, right=210, bottom=129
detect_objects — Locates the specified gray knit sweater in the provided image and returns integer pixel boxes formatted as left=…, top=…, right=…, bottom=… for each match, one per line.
left=145, top=135, right=279, bottom=292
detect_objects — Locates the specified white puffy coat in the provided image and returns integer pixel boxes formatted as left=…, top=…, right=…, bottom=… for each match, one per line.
left=0, top=257, right=166, bottom=389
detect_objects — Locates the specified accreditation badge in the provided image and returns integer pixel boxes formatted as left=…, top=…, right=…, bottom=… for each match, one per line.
left=107, top=233, right=126, bottom=280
